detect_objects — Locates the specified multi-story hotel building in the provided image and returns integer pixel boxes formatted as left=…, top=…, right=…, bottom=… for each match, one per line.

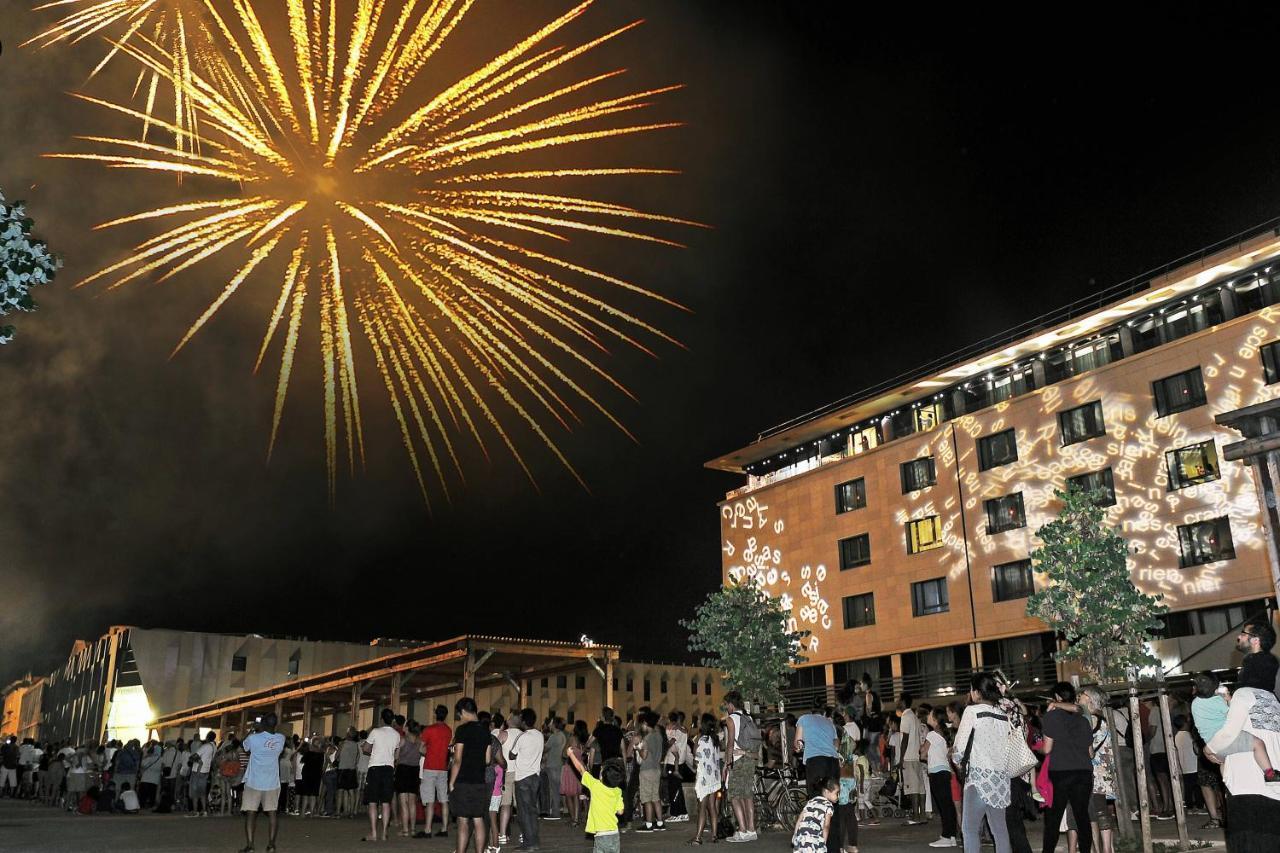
left=708, top=225, right=1280, bottom=702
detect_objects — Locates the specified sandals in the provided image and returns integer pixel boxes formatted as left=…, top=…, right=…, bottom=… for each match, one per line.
left=687, top=838, right=703, bottom=845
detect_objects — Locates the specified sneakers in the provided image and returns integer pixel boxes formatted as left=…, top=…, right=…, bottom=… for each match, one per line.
left=667, top=813, right=690, bottom=822
left=654, top=823, right=667, bottom=831
left=929, top=838, right=958, bottom=848
left=544, top=814, right=560, bottom=820
left=726, top=830, right=758, bottom=843
left=637, top=824, right=654, bottom=833
left=498, top=836, right=509, bottom=845
left=906, top=818, right=929, bottom=826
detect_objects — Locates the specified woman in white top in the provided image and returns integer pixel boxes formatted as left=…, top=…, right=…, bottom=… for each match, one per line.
left=1204, top=685, right=1280, bottom=853
left=951, top=672, right=1012, bottom=853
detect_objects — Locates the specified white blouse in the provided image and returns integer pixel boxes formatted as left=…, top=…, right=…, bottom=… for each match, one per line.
left=1205, top=687, right=1280, bottom=800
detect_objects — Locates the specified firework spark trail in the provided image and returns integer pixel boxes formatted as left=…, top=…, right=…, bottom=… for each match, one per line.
left=27, top=0, right=217, bottom=154
left=48, top=0, right=694, bottom=503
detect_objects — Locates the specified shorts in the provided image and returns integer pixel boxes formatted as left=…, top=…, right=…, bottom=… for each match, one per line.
left=901, top=760, right=926, bottom=796
left=394, top=764, right=419, bottom=794
left=420, top=769, right=448, bottom=805
left=450, top=781, right=489, bottom=819
left=489, top=794, right=502, bottom=812
left=364, top=766, right=395, bottom=805
left=500, top=770, right=515, bottom=806
left=242, top=786, right=281, bottom=813
left=594, top=831, right=621, bottom=853
left=0, top=768, right=16, bottom=788
left=727, top=756, right=755, bottom=799
left=638, top=768, right=661, bottom=803
left=190, top=773, right=209, bottom=799
left=338, top=769, right=357, bottom=790
left=1215, top=730, right=1256, bottom=758
left=1149, top=752, right=1170, bottom=775
left=1064, top=792, right=1111, bottom=831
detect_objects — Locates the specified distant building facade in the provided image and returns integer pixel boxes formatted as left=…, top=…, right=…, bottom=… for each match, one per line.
left=41, top=626, right=380, bottom=744
left=709, top=226, right=1280, bottom=703
left=1, top=675, right=45, bottom=740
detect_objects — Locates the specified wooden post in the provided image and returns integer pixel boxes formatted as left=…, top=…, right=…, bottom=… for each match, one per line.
left=218, top=712, right=227, bottom=740
left=605, top=654, right=615, bottom=710
left=273, top=700, right=283, bottom=727
left=350, top=683, right=361, bottom=732
left=1129, top=675, right=1153, bottom=853
left=1157, top=687, right=1189, bottom=849
left=463, top=649, right=476, bottom=698
left=302, top=695, right=313, bottom=739
left=389, top=673, right=402, bottom=716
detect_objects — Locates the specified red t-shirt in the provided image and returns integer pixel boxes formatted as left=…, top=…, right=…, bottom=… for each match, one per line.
left=420, top=722, right=452, bottom=771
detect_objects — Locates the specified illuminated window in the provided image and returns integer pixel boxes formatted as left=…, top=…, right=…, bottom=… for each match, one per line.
left=1153, top=367, right=1206, bottom=417
left=835, top=478, right=866, bottom=513
left=900, top=456, right=936, bottom=493
left=842, top=593, right=876, bottom=628
left=992, top=559, right=1035, bottom=602
left=1166, top=440, right=1220, bottom=490
left=1059, top=400, right=1105, bottom=446
left=231, top=655, right=247, bottom=672
left=1066, top=468, right=1116, bottom=506
left=911, top=578, right=949, bottom=616
left=852, top=424, right=881, bottom=454
left=1261, top=340, right=1280, bottom=384
left=977, top=429, right=1018, bottom=471
left=1177, top=517, right=1235, bottom=567
left=913, top=402, right=944, bottom=433
left=984, top=493, right=1026, bottom=534
left=839, top=533, right=871, bottom=569
left=906, top=515, right=943, bottom=554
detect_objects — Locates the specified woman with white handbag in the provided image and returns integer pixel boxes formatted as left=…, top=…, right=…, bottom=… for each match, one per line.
left=952, top=673, right=1015, bottom=853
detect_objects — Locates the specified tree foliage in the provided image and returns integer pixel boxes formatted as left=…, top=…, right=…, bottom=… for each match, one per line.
left=1, top=190, right=61, bottom=344
left=682, top=580, right=807, bottom=708
left=1026, top=486, right=1167, bottom=678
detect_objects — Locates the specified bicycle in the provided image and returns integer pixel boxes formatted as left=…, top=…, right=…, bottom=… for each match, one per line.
left=754, top=763, right=808, bottom=832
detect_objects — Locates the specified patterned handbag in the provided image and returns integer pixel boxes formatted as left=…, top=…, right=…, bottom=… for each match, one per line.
left=1004, top=718, right=1037, bottom=779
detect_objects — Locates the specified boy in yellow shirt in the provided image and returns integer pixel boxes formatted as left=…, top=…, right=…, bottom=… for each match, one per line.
left=567, top=745, right=626, bottom=852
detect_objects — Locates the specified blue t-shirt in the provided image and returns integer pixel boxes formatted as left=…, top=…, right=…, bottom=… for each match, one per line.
left=797, top=713, right=839, bottom=760
left=243, top=731, right=285, bottom=791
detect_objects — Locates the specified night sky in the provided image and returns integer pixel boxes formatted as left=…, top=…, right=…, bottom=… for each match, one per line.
left=4, top=2, right=1280, bottom=687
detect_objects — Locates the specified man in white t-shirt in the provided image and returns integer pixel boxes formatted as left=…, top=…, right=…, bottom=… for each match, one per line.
left=898, top=693, right=927, bottom=824
left=189, top=732, right=217, bottom=817
left=509, top=708, right=545, bottom=851
left=361, top=709, right=401, bottom=842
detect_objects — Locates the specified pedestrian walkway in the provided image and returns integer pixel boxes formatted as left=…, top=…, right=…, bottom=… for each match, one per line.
left=0, top=798, right=1224, bottom=853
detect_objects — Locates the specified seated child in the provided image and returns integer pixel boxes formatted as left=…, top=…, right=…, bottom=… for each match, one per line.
left=119, top=782, right=140, bottom=813
left=1191, top=671, right=1278, bottom=783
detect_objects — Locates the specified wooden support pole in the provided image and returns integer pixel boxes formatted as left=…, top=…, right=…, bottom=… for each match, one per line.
left=463, top=651, right=476, bottom=698
left=1129, top=676, right=1153, bottom=853
left=604, top=654, right=615, bottom=710
left=302, top=695, right=313, bottom=739
left=218, top=713, right=227, bottom=740
left=1158, top=687, right=1190, bottom=849
left=350, top=683, right=361, bottom=731
left=389, top=673, right=402, bottom=715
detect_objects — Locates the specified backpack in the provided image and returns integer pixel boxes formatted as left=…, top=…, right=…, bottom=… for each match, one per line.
left=734, top=713, right=762, bottom=754
left=218, top=756, right=240, bottom=779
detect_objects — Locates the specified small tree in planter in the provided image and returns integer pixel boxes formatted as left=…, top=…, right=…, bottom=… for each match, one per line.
left=1, top=190, right=61, bottom=344
left=682, top=580, right=807, bottom=711
left=1026, top=485, right=1166, bottom=680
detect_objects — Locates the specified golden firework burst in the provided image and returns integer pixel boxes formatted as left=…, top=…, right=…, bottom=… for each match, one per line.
left=49, top=0, right=693, bottom=505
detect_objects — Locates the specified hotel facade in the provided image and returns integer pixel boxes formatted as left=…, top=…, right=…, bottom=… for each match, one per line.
left=708, top=226, right=1280, bottom=702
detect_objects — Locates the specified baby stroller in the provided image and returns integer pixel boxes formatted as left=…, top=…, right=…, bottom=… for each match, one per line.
left=868, top=767, right=907, bottom=819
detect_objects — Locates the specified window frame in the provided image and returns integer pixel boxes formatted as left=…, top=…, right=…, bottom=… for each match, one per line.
left=1059, top=400, right=1106, bottom=446
left=984, top=493, right=1026, bottom=534
left=1152, top=367, right=1207, bottom=418
left=1262, top=340, right=1280, bottom=385
left=991, top=559, right=1035, bottom=602
left=835, top=477, right=867, bottom=514
left=838, top=533, right=872, bottom=570
left=1166, top=440, right=1221, bottom=490
left=842, top=592, right=876, bottom=629
left=977, top=428, right=1019, bottom=471
left=900, top=456, right=937, bottom=493
left=910, top=577, right=950, bottom=617
left=1066, top=468, right=1116, bottom=507
left=231, top=655, right=247, bottom=672
left=1177, top=517, right=1236, bottom=567
left=905, top=515, right=944, bottom=555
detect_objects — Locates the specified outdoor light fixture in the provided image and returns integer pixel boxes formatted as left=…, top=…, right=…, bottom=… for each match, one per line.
left=580, top=634, right=596, bottom=648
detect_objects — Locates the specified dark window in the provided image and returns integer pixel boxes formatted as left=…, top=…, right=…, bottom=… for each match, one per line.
left=626, top=676, right=633, bottom=692
left=911, top=578, right=949, bottom=616
left=900, top=456, right=936, bottom=493
left=1177, top=517, right=1236, bottom=567
left=842, top=593, right=876, bottom=628
left=575, top=675, right=586, bottom=690
left=1263, top=341, right=1280, bottom=385
left=984, top=493, right=1026, bottom=534
left=231, top=655, right=247, bottom=672
left=643, top=679, right=651, bottom=701
left=835, top=478, right=867, bottom=513
left=541, top=677, right=548, bottom=688
left=691, top=678, right=698, bottom=695
left=1059, top=401, right=1106, bottom=445
left=977, top=429, right=1018, bottom=471
left=839, top=533, right=871, bottom=569
left=906, top=516, right=943, bottom=554
left=1153, top=367, right=1207, bottom=417
left=527, top=680, right=534, bottom=694
left=557, top=675, right=567, bottom=689
left=1067, top=468, right=1116, bottom=506
left=287, top=650, right=300, bottom=676
left=704, top=680, right=711, bottom=696
left=1166, top=440, right=1220, bottom=490
left=660, top=679, right=668, bottom=694
left=612, top=677, right=618, bottom=691
left=992, top=559, right=1035, bottom=602
left=567, top=710, right=575, bottom=723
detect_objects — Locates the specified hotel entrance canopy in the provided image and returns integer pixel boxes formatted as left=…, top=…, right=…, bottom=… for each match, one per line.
left=145, top=634, right=620, bottom=737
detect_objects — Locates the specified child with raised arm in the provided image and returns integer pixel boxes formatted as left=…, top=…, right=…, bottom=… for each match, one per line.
left=566, top=739, right=626, bottom=853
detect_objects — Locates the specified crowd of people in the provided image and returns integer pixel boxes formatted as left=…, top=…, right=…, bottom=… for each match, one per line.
left=4, top=621, right=1280, bottom=853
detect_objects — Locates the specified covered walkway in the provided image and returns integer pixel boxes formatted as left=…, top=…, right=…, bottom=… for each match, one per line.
left=145, top=635, right=620, bottom=739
